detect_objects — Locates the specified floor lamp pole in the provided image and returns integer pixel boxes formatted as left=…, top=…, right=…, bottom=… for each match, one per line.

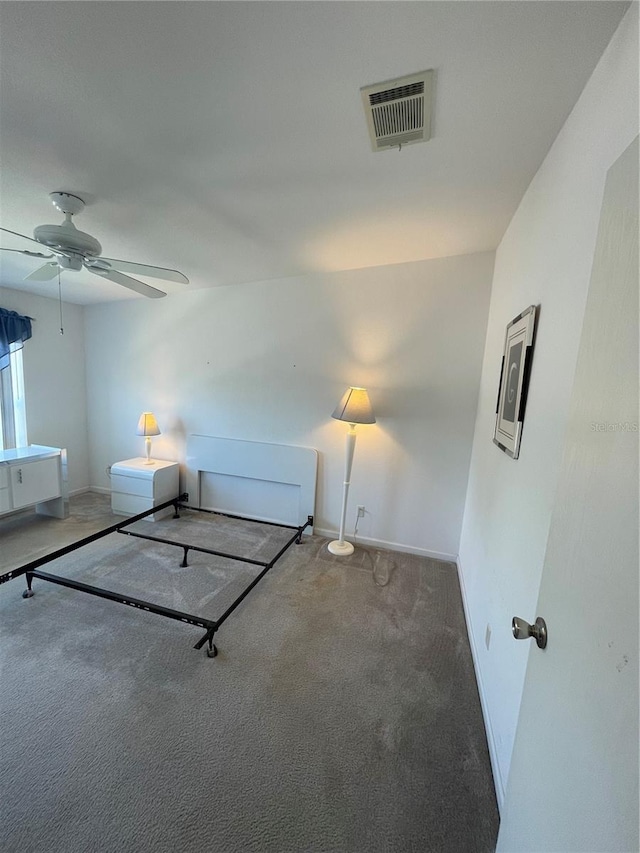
left=328, top=424, right=357, bottom=556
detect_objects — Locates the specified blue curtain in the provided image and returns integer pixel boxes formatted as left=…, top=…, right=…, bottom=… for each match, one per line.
left=0, top=307, right=32, bottom=370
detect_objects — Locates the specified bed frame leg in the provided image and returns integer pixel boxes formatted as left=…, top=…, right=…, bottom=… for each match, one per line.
left=206, top=634, right=218, bottom=658
left=180, top=547, right=189, bottom=568
left=22, top=571, right=35, bottom=599
left=296, top=516, right=313, bottom=544
left=172, top=500, right=181, bottom=519
left=194, top=628, right=218, bottom=658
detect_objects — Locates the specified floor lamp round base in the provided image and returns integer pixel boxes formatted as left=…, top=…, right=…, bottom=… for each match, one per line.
left=327, top=540, right=355, bottom=556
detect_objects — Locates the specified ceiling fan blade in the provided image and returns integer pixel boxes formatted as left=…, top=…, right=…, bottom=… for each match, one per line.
left=0, top=247, right=55, bottom=259
left=24, top=262, right=60, bottom=281
left=94, top=256, right=189, bottom=284
left=0, top=226, right=45, bottom=247
left=86, top=266, right=166, bottom=298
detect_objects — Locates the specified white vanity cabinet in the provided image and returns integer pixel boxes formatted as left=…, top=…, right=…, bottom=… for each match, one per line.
left=0, top=445, right=68, bottom=519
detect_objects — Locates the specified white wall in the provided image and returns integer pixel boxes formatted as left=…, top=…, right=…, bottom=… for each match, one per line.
left=458, top=5, right=639, bottom=809
left=84, top=251, right=493, bottom=559
left=0, top=286, right=91, bottom=493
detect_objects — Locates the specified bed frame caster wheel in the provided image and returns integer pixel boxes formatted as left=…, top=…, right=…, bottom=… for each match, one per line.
left=22, top=589, right=34, bottom=599
left=206, top=644, right=218, bottom=658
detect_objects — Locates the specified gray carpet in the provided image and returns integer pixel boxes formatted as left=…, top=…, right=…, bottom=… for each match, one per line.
left=0, top=494, right=498, bottom=852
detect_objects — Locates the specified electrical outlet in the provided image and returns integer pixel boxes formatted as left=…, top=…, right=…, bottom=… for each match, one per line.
left=357, top=505, right=365, bottom=517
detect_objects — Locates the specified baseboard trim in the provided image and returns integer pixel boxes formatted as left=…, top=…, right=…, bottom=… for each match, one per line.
left=314, top=527, right=457, bottom=563
left=456, top=554, right=505, bottom=813
left=69, top=486, right=97, bottom=497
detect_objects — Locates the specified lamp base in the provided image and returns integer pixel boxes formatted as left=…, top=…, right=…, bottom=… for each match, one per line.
left=327, top=539, right=355, bottom=557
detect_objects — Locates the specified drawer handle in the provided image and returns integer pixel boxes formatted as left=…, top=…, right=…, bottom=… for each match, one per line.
left=17, top=468, right=23, bottom=484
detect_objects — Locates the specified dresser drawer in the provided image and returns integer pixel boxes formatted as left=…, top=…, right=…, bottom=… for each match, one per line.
left=112, top=492, right=153, bottom=517
left=111, top=472, right=154, bottom=498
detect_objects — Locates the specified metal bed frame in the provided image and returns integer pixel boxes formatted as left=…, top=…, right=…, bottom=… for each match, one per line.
left=0, top=493, right=313, bottom=658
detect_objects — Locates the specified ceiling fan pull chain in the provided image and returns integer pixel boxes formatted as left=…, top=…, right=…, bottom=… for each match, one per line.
left=58, top=268, right=64, bottom=335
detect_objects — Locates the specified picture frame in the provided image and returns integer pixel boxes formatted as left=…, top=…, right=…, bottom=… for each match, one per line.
left=493, top=304, right=538, bottom=459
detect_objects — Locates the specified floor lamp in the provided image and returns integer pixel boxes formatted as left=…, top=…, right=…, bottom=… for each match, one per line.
left=328, top=387, right=376, bottom=556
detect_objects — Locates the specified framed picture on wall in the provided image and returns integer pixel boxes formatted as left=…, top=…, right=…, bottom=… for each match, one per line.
left=493, top=304, right=538, bottom=459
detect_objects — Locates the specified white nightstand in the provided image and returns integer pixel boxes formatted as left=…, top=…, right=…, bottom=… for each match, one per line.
left=110, top=458, right=180, bottom=521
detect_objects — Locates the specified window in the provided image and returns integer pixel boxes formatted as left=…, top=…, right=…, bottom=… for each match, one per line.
left=0, top=346, right=27, bottom=450
left=0, top=306, right=32, bottom=451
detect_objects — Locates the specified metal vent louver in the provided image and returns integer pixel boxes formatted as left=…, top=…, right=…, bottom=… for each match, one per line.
left=361, top=70, right=433, bottom=152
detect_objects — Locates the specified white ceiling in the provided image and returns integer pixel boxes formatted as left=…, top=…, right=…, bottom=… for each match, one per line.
left=0, top=1, right=628, bottom=305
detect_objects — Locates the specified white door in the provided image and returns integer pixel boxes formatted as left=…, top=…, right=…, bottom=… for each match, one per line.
left=497, top=136, right=639, bottom=852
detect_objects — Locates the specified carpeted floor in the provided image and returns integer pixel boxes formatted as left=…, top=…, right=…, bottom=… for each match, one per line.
left=0, top=493, right=498, bottom=852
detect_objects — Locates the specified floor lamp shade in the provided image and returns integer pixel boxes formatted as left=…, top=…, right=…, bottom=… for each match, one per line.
left=328, top=387, right=375, bottom=557
left=331, top=387, right=376, bottom=425
left=136, top=412, right=161, bottom=464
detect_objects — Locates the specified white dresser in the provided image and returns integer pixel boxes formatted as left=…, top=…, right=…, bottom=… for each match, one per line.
left=110, top=457, right=180, bottom=521
left=0, top=445, right=68, bottom=519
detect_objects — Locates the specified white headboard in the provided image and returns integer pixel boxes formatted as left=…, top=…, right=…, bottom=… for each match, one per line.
left=186, top=435, right=317, bottom=530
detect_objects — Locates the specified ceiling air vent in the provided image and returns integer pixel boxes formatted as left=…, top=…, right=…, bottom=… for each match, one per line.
left=361, top=70, right=433, bottom=152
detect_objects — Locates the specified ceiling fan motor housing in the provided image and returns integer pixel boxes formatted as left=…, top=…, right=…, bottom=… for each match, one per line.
left=33, top=223, right=102, bottom=258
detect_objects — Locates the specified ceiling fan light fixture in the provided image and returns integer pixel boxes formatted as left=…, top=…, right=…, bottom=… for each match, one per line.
left=57, top=254, right=83, bottom=271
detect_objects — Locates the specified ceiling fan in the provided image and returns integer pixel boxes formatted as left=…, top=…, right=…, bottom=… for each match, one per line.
left=0, top=192, right=189, bottom=298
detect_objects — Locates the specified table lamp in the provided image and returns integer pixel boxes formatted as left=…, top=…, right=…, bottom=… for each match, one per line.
left=136, top=412, right=161, bottom=464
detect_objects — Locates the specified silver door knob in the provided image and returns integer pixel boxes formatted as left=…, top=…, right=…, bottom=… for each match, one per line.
left=512, top=616, right=547, bottom=649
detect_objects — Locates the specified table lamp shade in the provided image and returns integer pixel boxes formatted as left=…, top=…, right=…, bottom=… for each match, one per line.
left=136, top=412, right=161, bottom=437
left=331, top=387, right=376, bottom=425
